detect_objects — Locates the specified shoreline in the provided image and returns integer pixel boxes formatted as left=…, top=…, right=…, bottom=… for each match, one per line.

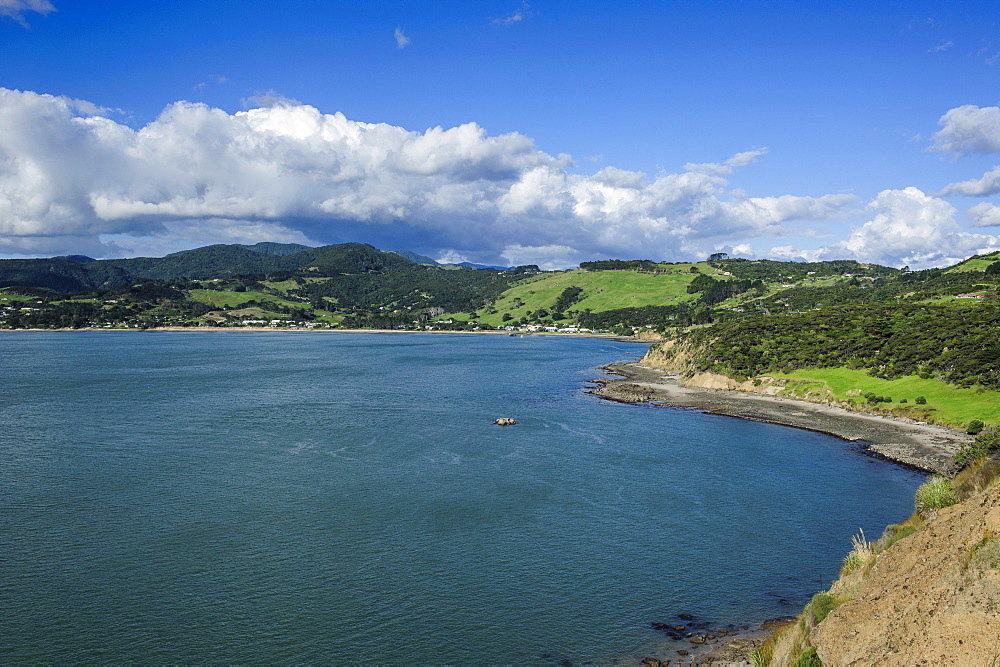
left=0, top=326, right=647, bottom=343
left=593, top=361, right=971, bottom=663
left=591, top=362, right=969, bottom=476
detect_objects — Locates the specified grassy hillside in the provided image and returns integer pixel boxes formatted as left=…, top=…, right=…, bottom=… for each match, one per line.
left=462, top=264, right=706, bottom=326
left=944, top=249, right=1000, bottom=273
left=186, top=288, right=308, bottom=311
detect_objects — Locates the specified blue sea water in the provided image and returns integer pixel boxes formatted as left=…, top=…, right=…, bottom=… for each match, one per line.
left=0, top=332, right=924, bottom=663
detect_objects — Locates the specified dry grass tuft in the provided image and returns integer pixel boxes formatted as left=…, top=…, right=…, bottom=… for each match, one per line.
left=841, top=528, right=874, bottom=575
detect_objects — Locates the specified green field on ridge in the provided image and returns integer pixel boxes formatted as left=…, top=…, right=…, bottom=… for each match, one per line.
left=454, top=265, right=709, bottom=326
left=774, top=367, right=1000, bottom=427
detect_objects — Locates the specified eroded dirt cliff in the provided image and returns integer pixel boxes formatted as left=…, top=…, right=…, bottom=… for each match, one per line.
left=810, top=482, right=1000, bottom=664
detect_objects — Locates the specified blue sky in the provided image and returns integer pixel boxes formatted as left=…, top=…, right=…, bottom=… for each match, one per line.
left=2, top=0, right=1000, bottom=268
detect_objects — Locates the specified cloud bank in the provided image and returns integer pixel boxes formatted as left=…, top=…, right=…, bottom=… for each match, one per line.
left=0, top=88, right=996, bottom=268
left=769, top=187, right=1000, bottom=268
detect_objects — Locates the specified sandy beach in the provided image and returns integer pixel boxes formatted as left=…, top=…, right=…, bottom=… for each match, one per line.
left=592, top=361, right=970, bottom=476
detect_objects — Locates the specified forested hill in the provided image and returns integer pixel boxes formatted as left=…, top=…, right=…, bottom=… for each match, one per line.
left=0, top=242, right=536, bottom=331
left=648, top=303, right=1000, bottom=391
left=0, top=242, right=342, bottom=292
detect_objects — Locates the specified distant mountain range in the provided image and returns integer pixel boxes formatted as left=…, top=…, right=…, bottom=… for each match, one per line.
left=0, top=242, right=459, bottom=292
left=388, top=249, right=513, bottom=270
left=0, top=242, right=526, bottom=293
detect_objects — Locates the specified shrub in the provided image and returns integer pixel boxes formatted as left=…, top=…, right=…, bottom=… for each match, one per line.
left=955, top=427, right=1000, bottom=467
left=915, top=475, right=958, bottom=515
left=899, top=398, right=908, bottom=403
left=808, top=592, right=839, bottom=624
left=967, top=419, right=985, bottom=435
left=792, top=647, right=821, bottom=667
left=915, top=395, right=927, bottom=405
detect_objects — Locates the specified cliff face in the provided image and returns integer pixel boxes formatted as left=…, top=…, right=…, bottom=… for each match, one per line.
left=642, top=342, right=845, bottom=406
left=764, top=480, right=1000, bottom=665
left=810, top=483, right=1000, bottom=664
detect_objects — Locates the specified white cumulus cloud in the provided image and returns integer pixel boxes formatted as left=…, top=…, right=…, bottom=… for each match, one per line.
left=968, top=202, right=1000, bottom=227
left=769, top=187, right=1000, bottom=268
left=500, top=244, right=579, bottom=271
left=940, top=165, right=1000, bottom=196
left=0, top=88, right=866, bottom=263
left=933, top=104, right=1000, bottom=155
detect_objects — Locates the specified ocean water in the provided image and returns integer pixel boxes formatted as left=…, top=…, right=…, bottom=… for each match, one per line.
left=0, top=332, right=924, bottom=663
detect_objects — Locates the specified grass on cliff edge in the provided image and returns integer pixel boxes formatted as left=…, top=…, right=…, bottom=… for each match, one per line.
left=772, top=367, right=1000, bottom=428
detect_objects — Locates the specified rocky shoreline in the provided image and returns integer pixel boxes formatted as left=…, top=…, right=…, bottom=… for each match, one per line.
left=636, top=612, right=795, bottom=665
left=592, top=362, right=974, bottom=664
left=590, top=362, right=970, bottom=476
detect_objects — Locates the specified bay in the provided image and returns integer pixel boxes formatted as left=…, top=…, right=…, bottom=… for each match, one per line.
left=0, top=332, right=924, bottom=663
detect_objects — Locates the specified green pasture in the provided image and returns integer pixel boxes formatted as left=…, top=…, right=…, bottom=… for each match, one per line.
left=261, top=279, right=299, bottom=291
left=0, top=293, right=37, bottom=302
left=471, top=268, right=701, bottom=325
left=947, top=251, right=1000, bottom=273
left=774, top=367, right=1000, bottom=428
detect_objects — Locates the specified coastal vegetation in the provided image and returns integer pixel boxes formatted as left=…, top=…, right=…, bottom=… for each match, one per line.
left=913, top=475, right=959, bottom=515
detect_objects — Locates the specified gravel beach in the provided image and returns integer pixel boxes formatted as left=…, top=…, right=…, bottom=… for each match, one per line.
left=591, top=362, right=970, bottom=476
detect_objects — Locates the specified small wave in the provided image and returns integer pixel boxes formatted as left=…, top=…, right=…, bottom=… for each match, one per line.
left=288, top=441, right=316, bottom=455
left=551, top=420, right=607, bottom=445
left=326, top=446, right=358, bottom=460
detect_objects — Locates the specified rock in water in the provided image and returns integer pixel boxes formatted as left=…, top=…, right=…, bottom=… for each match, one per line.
left=494, top=418, right=516, bottom=426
